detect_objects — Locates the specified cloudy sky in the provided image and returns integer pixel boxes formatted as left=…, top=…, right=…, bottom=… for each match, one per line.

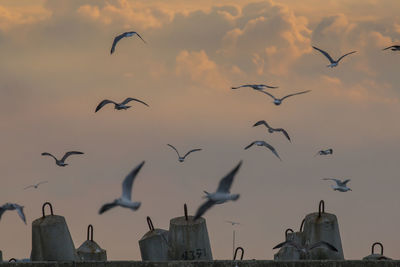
left=1, top=0, right=400, bottom=261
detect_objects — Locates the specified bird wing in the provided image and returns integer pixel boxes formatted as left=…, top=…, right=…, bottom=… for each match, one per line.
left=260, top=84, right=278, bottom=89
left=259, top=90, right=276, bottom=100
left=273, top=240, right=301, bottom=250
left=216, top=161, right=242, bottom=193
left=263, top=142, right=282, bottom=160
left=122, top=161, right=145, bottom=200
left=95, top=99, right=117, bottom=112
left=121, top=97, right=149, bottom=107
left=253, top=120, right=270, bottom=129
left=312, top=46, right=335, bottom=63
left=110, top=33, right=126, bottom=54
left=0, top=207, right=5, bottom=220
left=61, top=151, right=84, bottom=163
left=13, top=204, right=26, bottom=224
left=231, top=85, right=249, bottom=89
left=383, top=46, right=395, bottom=50
left=336, top=51, right=356, bottom=63
left=24, top=185, right=35, bottom=190
left=280, top=90, right=311, bottom=101
left=276, top=128, right=291, bottom=142
left=244, top=141, right=256, bottom=150
left=132, top=32, right=147, bottom=44
left=99, top=202, right=118, bottom=214
left=194, top=199, right=215, bottom=220
left=341, top=179, right=351, bottom=185
left=322, top=178, right=342, bottom=185
left=182, top=149, right=202, bottom=159
left=167, top=144, right=181, bottom=158
left=41, top=152, right=58, bottom=162
left=37, top=181, right=48, bottom=186
left=309, top=241, right=338, bottom=252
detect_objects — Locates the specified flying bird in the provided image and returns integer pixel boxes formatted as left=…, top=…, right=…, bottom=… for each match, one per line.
left=225, top=220, right=241, bottom=226
left=260, top=90, right=311, bottom=106
left=315, top=149, right=333, bottom=156
left=323, top=178, right=352, bottom=192
left=194, top=161, right=242, bottom=220
left=24, top=181, right=48, bottom=190
left=312, top=46, right=356, bottom=68
left=95, top=97, right=149, bottom=112
left=110, top=31, right=146, bottom=54
left=244, top=141, right=281, bottom=160
left=253, top=120, right=291, bottom=142
left=0, top=203, right=26, bottom=224
left=273, top=240, right=338, bottom=256
left=167, top=144, right=202, bottom=162
left=41, top=151, right=84, bottom=167
left=231, top=84, right=278, bottom=91
left=99, top=161, right=145, bottom=214
left=383, top=45, right=400, bottom=51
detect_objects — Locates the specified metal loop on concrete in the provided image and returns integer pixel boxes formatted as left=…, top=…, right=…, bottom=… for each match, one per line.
left=318, top=200, right=325, bottom=217
left=372, top=242, right=384, bottom=255
left=300, top=219, right=305, bottom=232
left=42, top=202, right=54, bottom=218
left=147, top=216, right=154, bottom=231
left=184, top=203, right=188, bottom=221
left=8, top=258, right=16, bottom=262
left=233, top=247, right=244, bottom=260
left=285, top=228, right=294, bottom=240
left=87, top=224, right=94, bottom=241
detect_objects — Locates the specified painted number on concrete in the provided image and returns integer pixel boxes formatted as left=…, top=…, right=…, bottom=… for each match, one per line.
left=181, top=248, right=207, bottom=260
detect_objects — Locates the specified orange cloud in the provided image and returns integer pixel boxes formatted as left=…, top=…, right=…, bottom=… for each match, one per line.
left=0, top=5, right=51, bottom=31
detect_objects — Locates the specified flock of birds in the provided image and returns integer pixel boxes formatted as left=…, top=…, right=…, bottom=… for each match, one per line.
left=1, top=29, right=399, bottom=258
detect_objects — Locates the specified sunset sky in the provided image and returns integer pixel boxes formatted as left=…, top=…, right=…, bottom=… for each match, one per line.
left=1, top=0, right=400, bottom=261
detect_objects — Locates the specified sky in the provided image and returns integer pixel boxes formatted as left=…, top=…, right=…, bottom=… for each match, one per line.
left=1, top=0, right=400, bottom=261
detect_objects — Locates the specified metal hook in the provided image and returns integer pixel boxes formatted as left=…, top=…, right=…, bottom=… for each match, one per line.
left=233, top=247, right=244, bottom=260
left=300, top=219, right=305, bottom=232
left=42, top=202, right=54, bottom=218
left=318, top=200, right=325, bottom=217
left=147, top=216, right=154, bottom=231
left=285, top=228, right=294, bottom=240
left=87, top=224, right=94, bottom=241
left=8, top=258, right=16, bottom=262
left=184, top=203, right=188, bottom=221
left=372, top=242, right=384, bottom=255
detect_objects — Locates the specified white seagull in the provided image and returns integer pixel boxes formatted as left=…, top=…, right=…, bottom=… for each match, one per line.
left=253, top=120, right=291, bottom=142
left=383, top=45, right=400, bottom=51
left=99, top=161, right=145, bottom=214
left=110, top=31, right=146, bottom=54
left=0, top=203, right=26, bottom=224
left=95, top=97, right=149, bottom=112
left=312, top=46, right=356, bottom=68
left=323, top=178, right=352, bottom=192
left=194, top=161, right=242, bottom=220
left=167, top=144, right=202, bottom=162
left=315, top=149, right=333, bottom=156
left=273, top=240, right=338, bottom=256
left=225, top=220, right=241, bottom=226
left=231, top=84, right=278, bottom=91
left=41, top=151, right=84, bottom=167
left=260, top=90, right=311, bottom=106
left=24, top=181, right=48, bottom=190
left=244, top=141, right=281, bottom=160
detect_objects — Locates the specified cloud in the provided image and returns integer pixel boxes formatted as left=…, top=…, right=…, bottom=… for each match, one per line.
left=0, top=5, right=51, bottom=31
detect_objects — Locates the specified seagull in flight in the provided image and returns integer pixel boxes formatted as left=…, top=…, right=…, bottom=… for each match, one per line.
left=273, top=240, right=338, bottom=257
left=0, top=203, right=26, bottom=224
left=167, top=144, right=202, bottom=162
left=99, top=161, right=145, bottom=214
left=315, top=149, right=333, bottom=156
left=110, top=31, right=146, bottom=54
left=24, top=181, right=48, bottom=190
left=253, top=120, right=291, bottom=142
left=231, top=84, right=278, bottom=91
left=383, top=45, right=400, bottom=51
left=225, top=220, right=241, bottom=226
left=194, top=161, right=242, bottom=220
left=244, top=141, right=281, bottom=160
left=312, top=46, right=356, bottom=68
left=323, top=178, right=352, bottom=192
left=41, top=151, right=84, bottom=167
left=95, top=97, right=149, bottom=112
left=260, top=90, right=311, bottom=106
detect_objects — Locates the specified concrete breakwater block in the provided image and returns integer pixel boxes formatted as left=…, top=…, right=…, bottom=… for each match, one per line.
left=77, top=225, right=107, bottom=261
left=363, top=242, right=392, bottom=260
left=139, top=217, right=169, bottom=261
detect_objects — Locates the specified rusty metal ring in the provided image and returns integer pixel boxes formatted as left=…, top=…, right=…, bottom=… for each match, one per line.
left=147, top=216, right=154, bottom=231
left=318, top=200, right=325, bottom=217
left=372, top=242, right=384, bottom=255
left=184, top=203, right=188, bottom=221
left=42, top=202, right=54, bottom=217
left=87, top=224, right=94, bottom=241
left=285, top=228, right=294, bottom=240
left=300, top=219, right=305, bottom=232
left=8, top=258, right=17, bottom=262
left=234, top=247, right=244, bottom=260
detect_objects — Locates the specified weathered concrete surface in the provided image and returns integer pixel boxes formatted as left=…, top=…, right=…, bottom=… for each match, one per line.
left=1, top=261, right=400, bottom=266
left=77, top=240, right=107, bottom=261
left=139, top=228, right=169, bottom=261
